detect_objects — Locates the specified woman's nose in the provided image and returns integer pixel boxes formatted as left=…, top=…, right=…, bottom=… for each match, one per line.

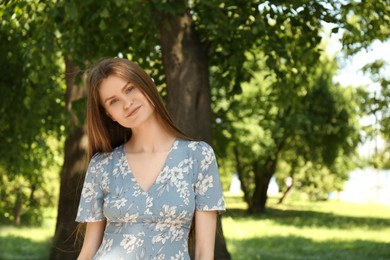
left=124, top=98, right=133, bottom=109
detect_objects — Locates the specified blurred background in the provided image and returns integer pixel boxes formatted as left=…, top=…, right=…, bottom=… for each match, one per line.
left=0, top=1, right=389, bottom=259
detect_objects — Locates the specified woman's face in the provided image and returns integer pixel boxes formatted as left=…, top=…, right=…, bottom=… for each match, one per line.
left=99, top=75, right=155, bottom=129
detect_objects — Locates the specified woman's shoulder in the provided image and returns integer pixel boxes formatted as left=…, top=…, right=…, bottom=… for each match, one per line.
left=177, top=139, right=214, bottom=154
left=90, top=144, right=124, bottom=164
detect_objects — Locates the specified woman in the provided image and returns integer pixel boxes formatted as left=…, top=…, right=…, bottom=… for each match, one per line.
left=76, top=58, right=225, bottom=260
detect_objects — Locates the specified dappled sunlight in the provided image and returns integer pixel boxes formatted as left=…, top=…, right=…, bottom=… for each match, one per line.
left=0, top=212, right=56, bottom=259
left=224, top=235, right=390, bottom=260
left=222, top=194, right=390, bottom=259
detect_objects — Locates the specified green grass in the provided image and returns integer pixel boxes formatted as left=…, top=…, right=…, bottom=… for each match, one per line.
left=222, top=193, right=390, bottom=260
left=1, top=195, right=390, bottom=260
left=0, top=210, right=56, bottom=260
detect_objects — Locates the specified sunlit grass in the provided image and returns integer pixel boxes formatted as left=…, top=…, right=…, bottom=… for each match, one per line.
left=222, top=192, right=390, bottom=260
left=0, top=209, right=56, bottom=260
left=1, top=194, right=390, bottom=259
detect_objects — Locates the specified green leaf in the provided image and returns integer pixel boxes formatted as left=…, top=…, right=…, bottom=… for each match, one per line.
left=100, top=8, right=109, bottom=18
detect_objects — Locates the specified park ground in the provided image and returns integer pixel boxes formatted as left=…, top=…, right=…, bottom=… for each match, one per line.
left=1, top=192, right=390, bottom=260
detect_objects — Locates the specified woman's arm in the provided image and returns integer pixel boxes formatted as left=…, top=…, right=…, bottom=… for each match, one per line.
left=194, top=210, right=218, bottom=260
left=77, top=221, right=106, bottom=260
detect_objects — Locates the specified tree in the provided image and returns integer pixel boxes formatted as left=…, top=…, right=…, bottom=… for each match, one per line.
left=153, top=3, right=231, bottom=258
left=213, top=47, right=361, bottom=213
left=0, top=0, right=64, bottom=225
left=49, top=60, right=88, bottom=260
left=48, top=0, right=232, bottom=258
left=1, top=0, right=388, bottom=258
left=209, top=0, right=389, bottom=212
left=339, top=0, right=390, bottom=168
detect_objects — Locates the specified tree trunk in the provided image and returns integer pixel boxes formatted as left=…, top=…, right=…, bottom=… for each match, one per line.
left=233, top=146, right=252, bottom=208
left=13, top=187, right=22, bottom=226
left=157, top=9, right=212, bottom=142
left=156, top=7, right=231, bottom=260
left=277, top=180, right=294, bottom=204
left=50, top=60, right=88, bottom=260
left=250, top=157, right=277, bottom=214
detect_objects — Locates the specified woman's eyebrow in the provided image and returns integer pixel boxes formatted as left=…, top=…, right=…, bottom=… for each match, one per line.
left=121, top=82, right=131, bottom=92
left=103, top=82, right=131, bottom=104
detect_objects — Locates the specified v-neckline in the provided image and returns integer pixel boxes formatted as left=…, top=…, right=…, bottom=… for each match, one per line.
left=122, top=138, right=178, bottom=193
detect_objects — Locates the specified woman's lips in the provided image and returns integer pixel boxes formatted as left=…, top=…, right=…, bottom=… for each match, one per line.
left=127, top=106, right=141, bottom=117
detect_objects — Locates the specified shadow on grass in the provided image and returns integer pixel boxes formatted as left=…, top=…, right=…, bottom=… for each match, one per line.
left=224, top=207, right=390, bottom=230
left=0, top=235, right=51, bottom=260
left=226, top=235, right=390, bottom=260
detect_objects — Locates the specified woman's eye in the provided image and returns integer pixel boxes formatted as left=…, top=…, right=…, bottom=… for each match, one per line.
left=109, top=99, right=118, bottom=105
left=125, top=87, right=134, bottom=94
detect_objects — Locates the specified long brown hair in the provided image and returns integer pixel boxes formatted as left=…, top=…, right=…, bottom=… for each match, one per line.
left=86, top=57, right=191, bottom=159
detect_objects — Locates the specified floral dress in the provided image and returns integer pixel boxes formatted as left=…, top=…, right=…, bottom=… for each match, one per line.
left=76, top=139, right=225, bottom=260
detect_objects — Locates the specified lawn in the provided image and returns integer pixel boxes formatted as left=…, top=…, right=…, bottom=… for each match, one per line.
left=0, top=194, right=389, bottom=259
left=222, top=193, right=390, bottom=260
left=0, top=215, right=55, bottom=260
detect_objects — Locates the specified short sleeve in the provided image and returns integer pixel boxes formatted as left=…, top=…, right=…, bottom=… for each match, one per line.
left=75, top=153, right=106, bottom=222
left=193, top=142, right=225, bottom=214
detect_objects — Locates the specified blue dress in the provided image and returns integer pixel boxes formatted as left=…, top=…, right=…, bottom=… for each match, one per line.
left=76, top=139, right=225, bottom=260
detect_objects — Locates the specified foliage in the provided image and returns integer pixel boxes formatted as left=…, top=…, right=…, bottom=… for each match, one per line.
left=360, top=59, right=390, bottom=168
left=339, top=0, right=390, bottom=168
left=0, top=0, right=388, bottom=225
left=51, top=0, right=165, bottom=86
left=0, top=1, right=65, bottom=225
left=213, top=40, right=361, bottom=212
left=209, top=0, right=388, bottom=211
left=339, top=0, right=390, bottom=55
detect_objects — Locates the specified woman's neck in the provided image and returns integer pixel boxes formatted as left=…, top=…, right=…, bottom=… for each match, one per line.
left=126, top=117, right=176, bottom=153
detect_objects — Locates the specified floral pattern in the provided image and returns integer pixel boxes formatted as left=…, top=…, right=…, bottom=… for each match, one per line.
left=76, top=139, right=225, bottom=260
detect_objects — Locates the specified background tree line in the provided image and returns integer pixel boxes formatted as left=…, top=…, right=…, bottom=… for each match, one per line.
left=0, top=0, right=388, bottom=259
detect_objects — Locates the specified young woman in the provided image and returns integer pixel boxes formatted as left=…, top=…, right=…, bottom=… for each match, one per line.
left=76, top=58, right=225, bottom=260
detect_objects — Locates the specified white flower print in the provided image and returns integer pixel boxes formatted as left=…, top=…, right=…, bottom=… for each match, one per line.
left=152, top=233, right=169, bottom=244
left=188, top=142, right=197, bottom=151
left=82, top=182, right=97, bottom=203
left=101, top=171, right=110, bottom=192
left=120, top=234, right=143, bottom=254
left=170, top=250, right=184, bottom=260
left=77, top=207, right=83, bottom=217
left=146, top=196, right=153, bottom=208
left=200, top=159, right=210, bottom=171
left=99, top=238, right=113, bottom=258
left=152, top=254, right=166, bottom=260
left=176, top=181, right=190, bottom=205
left=120, top=235, right=137, bottom=253
left=112, top=167, right=119, bottom=177
left=84, top=216, right=97, bottom=222
left=132, top=181, right=142, bottom=197
left=116, top=154, right=129, bottom=178
left=119, top=212, right=139, bottom=223
left=200, top=146, right=215, bottom=171
left=180, top=158, right=194, bottom=173
left=171, top=228, right=184, bottom=242
left=195, top=173, right=214, bottom=196
left=170, top=167, right=184, bottom=183
left=156, top=165, right=170, bottom=184
left=163, top=205, right=177, bottom=218
left=112, top=197, right=127, bottom=209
